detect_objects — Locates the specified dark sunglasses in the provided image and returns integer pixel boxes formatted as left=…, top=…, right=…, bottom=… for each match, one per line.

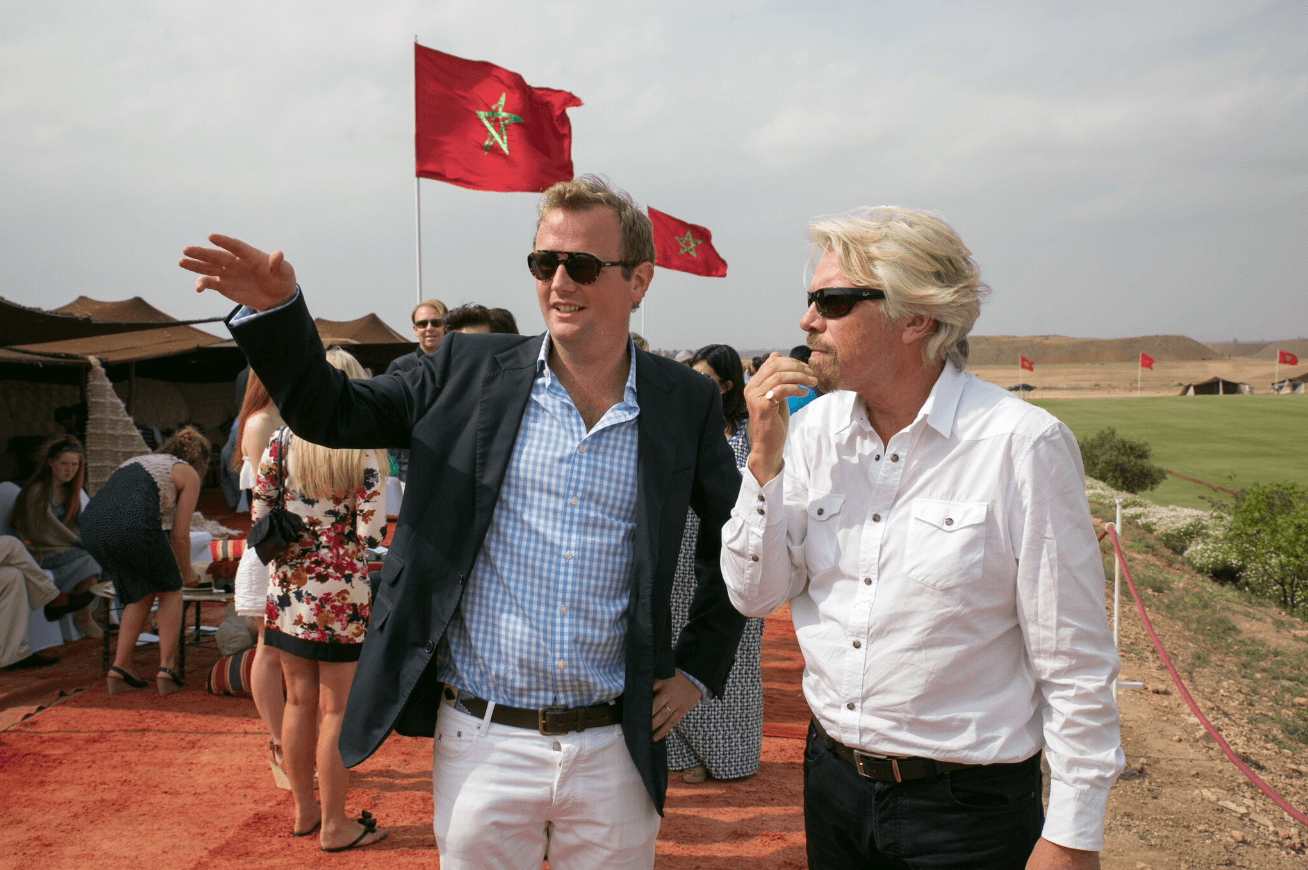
left=807, top=287, right=886, bottom=318
left=413, top=318, right=441, bottom=328
left=528, top=250, right=633, bottom=285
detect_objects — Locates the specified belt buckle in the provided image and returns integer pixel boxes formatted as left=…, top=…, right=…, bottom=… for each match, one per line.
left=537, top=705, right=570, bottom=735
left=854, top=751, right=902, bottom=783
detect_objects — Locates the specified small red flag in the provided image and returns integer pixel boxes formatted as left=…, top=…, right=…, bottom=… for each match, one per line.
left=1020, top=356, right=1034, bottom=371
left=1140, top=353, right=1154, bottom=369
left=1279, top=350, right=1299, bottom=366
left=648, top=208, right=728, bottom=277
left=415, top=44, right=582, bottom=192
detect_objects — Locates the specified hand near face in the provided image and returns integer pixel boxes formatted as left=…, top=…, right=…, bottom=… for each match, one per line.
left=743, top=352, right=816, bottom=486
left=179, top=234, right=298, bottom=312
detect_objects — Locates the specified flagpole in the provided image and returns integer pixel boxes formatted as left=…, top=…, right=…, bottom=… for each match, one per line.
left=1275, top=350, right=1280, bottom=393
left=1137, top=358, right=1141, bottom=397
left=414, top=177, right=424, bottom=305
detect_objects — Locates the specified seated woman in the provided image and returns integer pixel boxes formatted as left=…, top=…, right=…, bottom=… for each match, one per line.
left=79, top=427, right=210, bottom=696
left=255, top=347, right=387, bottom=852
left=9, top=436, right=104, bottom=638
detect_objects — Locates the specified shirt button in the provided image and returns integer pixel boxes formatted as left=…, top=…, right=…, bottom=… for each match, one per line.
left=563, top=551, right=573, bottom=560
left=846, top=702, right=855, bottom=710
left=424, top=640, right=435, bottom=654
left=852, top=640, right=861, bottom=649
left=560, top=605, right=569, bottom=615
left=569, top=497, right=579, bottom=506
left=557, top=660, right=567, bottom=669
left=816, top=508, right=824, bottom=516
left=756, top=508, right=765, bottom=515
left=750, top=555, right=759, bottom=562
left=872, top=514, right=881, bottom=522
left=863, top=577, right=872, bottom=585
left=890, top=453, right=899, bottom=462
left=945, top=518, right=954, bottom=526
left=874, top=454, right=881, bottom=461
left=578, top=445, right=587, bottom=454
left=757, top=493, right=765, bottom=502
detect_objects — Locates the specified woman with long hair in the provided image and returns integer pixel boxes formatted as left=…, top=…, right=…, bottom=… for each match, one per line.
left=79, top=427, right=211, bottom=695
left=10, top=436, right=104, bottom=638
left=228, top=370, right=289, bottom=788
left=667, top=343, right=765, bottom=783
left=254, top=347, right=388, bottom=852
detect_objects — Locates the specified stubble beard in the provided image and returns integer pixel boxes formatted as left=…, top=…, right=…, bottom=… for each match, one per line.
left=810, top=351, right=840, bottom=394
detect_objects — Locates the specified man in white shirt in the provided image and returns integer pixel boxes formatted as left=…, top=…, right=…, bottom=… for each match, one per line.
left=722, top=207, right=1123, bottom=870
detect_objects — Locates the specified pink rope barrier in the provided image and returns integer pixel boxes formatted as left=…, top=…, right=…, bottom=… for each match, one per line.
left=1105, top=525, right=1308, bottom=828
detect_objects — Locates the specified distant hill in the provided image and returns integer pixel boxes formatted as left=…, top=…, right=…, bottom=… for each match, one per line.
left=968, top=335, right=1216, bottom=366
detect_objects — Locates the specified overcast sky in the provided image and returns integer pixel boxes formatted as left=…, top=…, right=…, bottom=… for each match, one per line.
left=2, top=1, right=1305, bottom=353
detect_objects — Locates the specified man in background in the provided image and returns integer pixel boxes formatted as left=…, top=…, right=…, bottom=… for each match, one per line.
left=385, top=298, right=447, bottom=483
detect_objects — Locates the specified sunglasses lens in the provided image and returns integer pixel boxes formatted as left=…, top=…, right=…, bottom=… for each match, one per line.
left=817, top=298, right=854, bottom=318
left=528, top=251, right=561, bottom=281
left=562, top=253, right=602, bottom=284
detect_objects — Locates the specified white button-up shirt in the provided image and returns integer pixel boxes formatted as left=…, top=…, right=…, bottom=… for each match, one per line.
left=721, top=362, right=1124, bottom=851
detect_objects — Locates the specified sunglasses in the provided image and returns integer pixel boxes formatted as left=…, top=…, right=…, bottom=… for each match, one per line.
left=413, top=318, right=442, bottom=329
left=527, top=250, right=633, bottom=285
left=807, top=287, right=886, bottom=319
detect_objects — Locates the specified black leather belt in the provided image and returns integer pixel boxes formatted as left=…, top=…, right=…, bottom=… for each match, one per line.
left=812, top=718, right=977, bottom=782
left=443, top=686, right=623, bottom=735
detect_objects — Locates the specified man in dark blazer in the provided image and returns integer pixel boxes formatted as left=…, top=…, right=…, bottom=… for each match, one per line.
left=181, top=176, right=745, bottom=868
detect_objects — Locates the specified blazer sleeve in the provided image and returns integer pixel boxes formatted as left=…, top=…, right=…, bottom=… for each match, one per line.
left=672, top=383, right=746, bottom=696
left=226, top=291, right=449, bottom=452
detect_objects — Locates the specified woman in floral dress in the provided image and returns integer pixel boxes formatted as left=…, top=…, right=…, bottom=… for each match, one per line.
left=253, top=347, right=388, bottom=853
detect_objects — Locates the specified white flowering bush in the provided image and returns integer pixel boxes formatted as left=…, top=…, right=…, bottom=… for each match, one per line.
left=1083, top=477, right=1222, bottom=555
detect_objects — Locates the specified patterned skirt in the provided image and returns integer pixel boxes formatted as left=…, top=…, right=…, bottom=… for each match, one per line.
left=80, top=463, right=182, bottom=606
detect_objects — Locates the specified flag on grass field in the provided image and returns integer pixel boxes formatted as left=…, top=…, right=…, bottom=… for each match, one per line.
left=1140, top=352, right=1154, bottom=369
left=414, top=44, right=582, bottom=192
left=1279, top=350, right=1299, bottom=366
left=648, top=208, right=728, bottom=277
left=1020, top=356, right=1034, bottom=371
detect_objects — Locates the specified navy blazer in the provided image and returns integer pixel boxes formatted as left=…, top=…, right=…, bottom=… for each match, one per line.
left=228, top=294, right=745, bottom=812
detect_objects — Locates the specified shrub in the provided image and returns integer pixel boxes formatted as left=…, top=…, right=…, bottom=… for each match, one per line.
left=1157, top=519, right=1209, bottom=555
left=1078, top=428, right=1168, bottom=494
left=1224, top=483, right=1308, bottom=613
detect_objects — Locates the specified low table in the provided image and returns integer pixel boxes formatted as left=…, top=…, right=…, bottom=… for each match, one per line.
left=89, top=581, right=234, bottom=678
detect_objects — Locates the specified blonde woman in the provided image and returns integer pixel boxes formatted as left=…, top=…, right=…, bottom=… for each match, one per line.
left=228, top=370, right=288, bottom=787
left=253, top=347, right=388, bottom=852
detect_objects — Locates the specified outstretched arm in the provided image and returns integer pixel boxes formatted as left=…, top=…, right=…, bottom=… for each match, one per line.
left=179, top=234, right=298, bottom=312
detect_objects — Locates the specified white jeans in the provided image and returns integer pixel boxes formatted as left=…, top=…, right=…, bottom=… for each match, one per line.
left=432, top=697, right=660, bottom=870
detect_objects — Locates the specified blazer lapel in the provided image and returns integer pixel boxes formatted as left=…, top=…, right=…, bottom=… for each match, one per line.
left=633, top=352, right=677, bottom=594
left=474, top=337, right=543, bottom=532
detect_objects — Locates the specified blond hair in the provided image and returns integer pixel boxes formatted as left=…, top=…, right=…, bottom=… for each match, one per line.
left=285, top=348, right=371, bottom=499
left=808, top=206, right=989, bottom=370
left=411, top=298, right=447, bottom=322
left=535, top=175, right=655, bottom=276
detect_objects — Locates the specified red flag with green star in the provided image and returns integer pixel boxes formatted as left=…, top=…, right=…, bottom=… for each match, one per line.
left=415, top=44, right=582, bottom=192
left=648, top=207, right=728, bottom=277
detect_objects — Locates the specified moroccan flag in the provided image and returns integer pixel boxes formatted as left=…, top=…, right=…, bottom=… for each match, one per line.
left=414, top=44, right=582, bottom=192
left=1140, top=352, right=1154, bottom=369
left=648, top=207, right=728, bottom=277
left=1279, top=350, right=1299, bottom=366
left=1020, top=356, right=1034, bottom=371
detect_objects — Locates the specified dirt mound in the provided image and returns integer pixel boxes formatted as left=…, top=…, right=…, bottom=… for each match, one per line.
left=1250, top=338, right=1308, bottom=362
left=968, top=335, right=1218, bottom=366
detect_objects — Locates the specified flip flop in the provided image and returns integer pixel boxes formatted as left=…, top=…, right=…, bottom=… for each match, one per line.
left=320, top=812, right=387, bottom=853
left=291, top=821, right=320, bottom=838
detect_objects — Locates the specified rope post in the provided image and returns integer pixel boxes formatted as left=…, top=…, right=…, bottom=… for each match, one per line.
left=1111, top=499, right=1122, bottom=702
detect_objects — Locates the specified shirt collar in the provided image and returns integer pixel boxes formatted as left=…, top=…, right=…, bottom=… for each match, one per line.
left=836, top=360, right=965, bottom=442
left=536, top=334, right=640, bottom=403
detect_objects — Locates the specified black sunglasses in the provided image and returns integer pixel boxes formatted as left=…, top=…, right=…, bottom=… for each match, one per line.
left=528, top=250, right=633, bottom=285
left=807, top=287, right=886, bottom=318
left=413, top=318, right=441, bottom=328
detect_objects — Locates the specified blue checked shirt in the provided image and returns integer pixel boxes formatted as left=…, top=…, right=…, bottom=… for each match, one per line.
left=437, top=336, right=641, bottom=708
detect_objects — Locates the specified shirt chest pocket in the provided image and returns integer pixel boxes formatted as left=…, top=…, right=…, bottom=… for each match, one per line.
left=803, top=492, right=846, bottom=576
left=904, top=499, right=988, bottom=590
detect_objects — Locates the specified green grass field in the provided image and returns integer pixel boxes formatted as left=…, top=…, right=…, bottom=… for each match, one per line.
left=1031, top=395, right=1308, bottom=509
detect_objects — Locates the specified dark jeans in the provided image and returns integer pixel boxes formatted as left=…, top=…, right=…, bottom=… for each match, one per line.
left=803, top=721, right=1044, bottom=869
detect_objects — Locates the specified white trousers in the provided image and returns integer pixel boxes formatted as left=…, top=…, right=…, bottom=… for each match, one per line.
left=0, top=537, right=60, bottom=667
left=432, top=697, right=660, bottom=870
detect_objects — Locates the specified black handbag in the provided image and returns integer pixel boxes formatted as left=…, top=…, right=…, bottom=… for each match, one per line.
left=247, top=428, right=305, bottom=565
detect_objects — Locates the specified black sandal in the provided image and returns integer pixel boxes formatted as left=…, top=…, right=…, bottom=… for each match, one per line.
left=106, top=666, right=147, bottom=695
left=156, top=666, right=184, bottom=696
left=320, top=811, right=387, bottom=853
